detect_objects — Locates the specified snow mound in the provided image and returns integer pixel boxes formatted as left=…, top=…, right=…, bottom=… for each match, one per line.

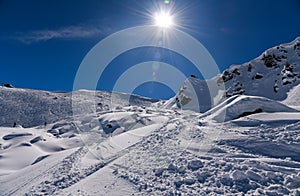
left=201, top=95, right=298, bottom=122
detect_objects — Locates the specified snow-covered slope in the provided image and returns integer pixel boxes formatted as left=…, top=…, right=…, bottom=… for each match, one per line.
left=1, top=37, right=300, bottom=195
left=1, top=103, right=299, bottom=195
left=219, top=36, right=300, bottom=100
left=169, top=37, right=300, bottom=112
left=282, top=83, right=300, bottom=106
left=200, top=95, right=298, bottom=122
left=0, top=87, right=158, bottom=128
left=1, top=86, right=299, bottom=195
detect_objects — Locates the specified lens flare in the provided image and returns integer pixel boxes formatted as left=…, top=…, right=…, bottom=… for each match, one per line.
left=154, top=11, right=174, bottom=28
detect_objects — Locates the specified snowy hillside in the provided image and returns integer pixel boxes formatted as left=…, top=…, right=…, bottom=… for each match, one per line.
left=0, top=96, right=299, bottom=195
left=171, top=37, right=300, bottom=112
left=0, top=87, right=158, bottom=128
left=0, top=37, right=300, bottom=195
left=282, top=83, right=300, bottom=107
left=219, top=36, right=300, bottom=100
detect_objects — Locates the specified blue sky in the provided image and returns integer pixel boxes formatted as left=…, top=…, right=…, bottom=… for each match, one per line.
left=0, top=0, right=300, bottom=99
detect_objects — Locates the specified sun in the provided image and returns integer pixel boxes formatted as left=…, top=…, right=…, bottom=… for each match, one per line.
left=154, top=11, right=174, bottom=28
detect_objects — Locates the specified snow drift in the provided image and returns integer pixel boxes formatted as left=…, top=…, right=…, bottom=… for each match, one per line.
left=201, top=95, right=299, bottom=122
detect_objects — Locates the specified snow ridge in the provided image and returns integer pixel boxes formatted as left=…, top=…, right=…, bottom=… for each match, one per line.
left=170, top=37, right=300, bottom=112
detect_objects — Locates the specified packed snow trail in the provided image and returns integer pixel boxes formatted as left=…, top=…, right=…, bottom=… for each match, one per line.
left=112, top=111, right=300, bottom=195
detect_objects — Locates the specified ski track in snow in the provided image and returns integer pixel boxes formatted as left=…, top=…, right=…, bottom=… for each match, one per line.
left=114, top=117, right=300, bottom=195
left=6, top=146, right=122, bottom=196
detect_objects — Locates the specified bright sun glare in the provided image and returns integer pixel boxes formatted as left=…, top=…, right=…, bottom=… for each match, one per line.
left=154, top=11, right=174, bottom=28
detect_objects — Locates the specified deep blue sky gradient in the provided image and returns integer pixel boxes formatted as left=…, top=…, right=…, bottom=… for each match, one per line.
left=0, top=0, right=299, bottom=99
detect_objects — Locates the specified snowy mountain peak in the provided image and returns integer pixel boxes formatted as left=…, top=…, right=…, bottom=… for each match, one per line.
left=220, top=36, right=300, bottom=99
left=170, top=37, right=300, bottom=113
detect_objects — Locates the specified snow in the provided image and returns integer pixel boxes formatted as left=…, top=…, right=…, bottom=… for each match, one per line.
left=1, top=89, right=300, bottom=195
left=166, top=37, right=300, bottom=113
left=283, top=83, right=300, bottom=106
left=0, top=87, right=157, bottom=128
left=201, top=95, right=298, bottom=122
left=90, top=123, right=165, bottom=160
left=2, top=99, right=299, bottom=195
left=163, top=76, right=226, bottom=113
left=0, top=37, right=300, bottom=195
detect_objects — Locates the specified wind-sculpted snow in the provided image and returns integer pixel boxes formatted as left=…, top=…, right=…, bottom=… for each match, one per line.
left=201, top=95, right=299, bottom=122
left=0, top=92, right=300, bottom=195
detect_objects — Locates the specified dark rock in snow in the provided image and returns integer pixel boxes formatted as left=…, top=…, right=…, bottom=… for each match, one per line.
left=255, top=73, right=264, bottom=79
left=2, top=82, right=14, bottom=88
